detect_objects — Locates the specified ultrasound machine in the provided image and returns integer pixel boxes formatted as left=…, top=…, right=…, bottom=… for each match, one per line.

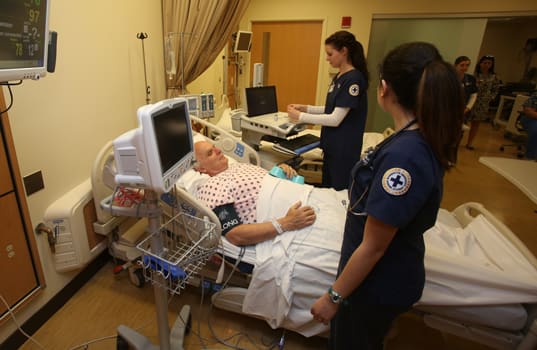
left=240, top=85, right=311, bottom=150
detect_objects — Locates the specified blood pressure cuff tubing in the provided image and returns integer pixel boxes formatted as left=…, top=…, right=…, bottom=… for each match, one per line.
left=213, top=203, right=242, bottom=235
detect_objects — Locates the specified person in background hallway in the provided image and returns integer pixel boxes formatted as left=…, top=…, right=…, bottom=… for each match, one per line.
left=465, top=55, right=501, bottom=150
left=455, top=56, right=478, bottom=117
left=310, top=42, right=464, bottom=350
left=287, top=30, right=369, bottom=191
left=520, top=90, right=537, bottom=160
left=453, top=56, right=477, bottom=162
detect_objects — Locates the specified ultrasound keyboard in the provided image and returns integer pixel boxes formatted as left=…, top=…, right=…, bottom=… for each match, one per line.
left=273, top=134, right=321, bottom=155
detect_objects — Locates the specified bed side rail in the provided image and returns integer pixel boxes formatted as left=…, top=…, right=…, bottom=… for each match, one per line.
left=191, top=115, right=260, bottom=166
left=452, top=202, right=537, bottom=270
left=165, top=185, right=222, bottom=238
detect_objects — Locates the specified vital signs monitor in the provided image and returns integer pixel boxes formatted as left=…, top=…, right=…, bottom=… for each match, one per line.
left=113, top=98, right=194, bottom=193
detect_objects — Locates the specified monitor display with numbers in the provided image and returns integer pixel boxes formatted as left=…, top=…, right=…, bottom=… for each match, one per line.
left=0, top=0, right=51, bottom=82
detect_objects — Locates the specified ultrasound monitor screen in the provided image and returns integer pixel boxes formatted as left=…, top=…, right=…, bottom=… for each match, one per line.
left=245, top=86, right=278, bottom=117
left=152, top=102, right=191, bottom=175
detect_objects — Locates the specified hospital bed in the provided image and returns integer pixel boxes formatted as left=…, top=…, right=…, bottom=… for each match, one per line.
left=93, top=117, right=537, bottom=350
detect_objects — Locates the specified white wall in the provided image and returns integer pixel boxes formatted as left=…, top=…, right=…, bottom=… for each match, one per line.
left=0, top=0, right=164, bottom=342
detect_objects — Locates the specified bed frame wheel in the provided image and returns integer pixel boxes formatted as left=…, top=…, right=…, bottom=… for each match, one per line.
left=128, top=267, right=145, bottom=288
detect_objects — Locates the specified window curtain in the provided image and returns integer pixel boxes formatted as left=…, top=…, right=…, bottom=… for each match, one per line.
left=162, top=0, right=250, bottom=97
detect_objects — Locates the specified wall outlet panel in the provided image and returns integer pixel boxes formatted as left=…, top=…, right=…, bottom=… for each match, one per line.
left=23, top=171, right=44, bottom=196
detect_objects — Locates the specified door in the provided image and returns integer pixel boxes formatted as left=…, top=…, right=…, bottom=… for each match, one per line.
left=250, top=21, right=322, bottom=111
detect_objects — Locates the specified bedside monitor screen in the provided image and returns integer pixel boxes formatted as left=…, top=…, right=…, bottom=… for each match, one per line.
left=0, top=0, right=50, bottom=82
left=233, top=31, right=252, bottom=53
left=113, top=98, right=194, bottom=193
left=245, top=85, right=278, bottom=117
left=152, top=102, right=191, bottom=175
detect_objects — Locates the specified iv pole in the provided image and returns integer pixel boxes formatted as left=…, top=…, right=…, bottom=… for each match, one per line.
left=137, top=32, right=151, bottom=104
left=166, top=32, right=196, bottom=94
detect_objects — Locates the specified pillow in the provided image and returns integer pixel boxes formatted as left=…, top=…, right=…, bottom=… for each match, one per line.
left=176, top=168, right=209, bottom=195
left=175, top=133, right=209, bottom=194
left=193, top=133, right=207, bottom=144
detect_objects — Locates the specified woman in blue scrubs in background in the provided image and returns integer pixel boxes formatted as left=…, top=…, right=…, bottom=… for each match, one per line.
left=288, top=30, right=369, bottom=191
left=310, top=42, right=464, bottom=349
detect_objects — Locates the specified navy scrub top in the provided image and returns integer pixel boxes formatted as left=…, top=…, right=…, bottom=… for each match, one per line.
left=341, top=129, right=443, bottom=306
left=321, top=69, right=368, bottom=158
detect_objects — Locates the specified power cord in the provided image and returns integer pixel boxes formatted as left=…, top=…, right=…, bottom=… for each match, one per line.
left=0, top=292, right=46, bottom=350
left=205, top=261, right=282, bottom=350
left=0, top=80, right=22, bottom=115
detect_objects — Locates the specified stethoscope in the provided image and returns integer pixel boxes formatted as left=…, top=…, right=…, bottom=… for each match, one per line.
left=347, top=119, right=417, bottom=217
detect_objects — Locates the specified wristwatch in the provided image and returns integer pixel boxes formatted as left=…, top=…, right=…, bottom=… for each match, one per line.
left=328, top=286, right=344, bottom=304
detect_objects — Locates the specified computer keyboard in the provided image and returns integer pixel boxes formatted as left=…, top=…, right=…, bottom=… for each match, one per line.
left=273, top=134, right=321, bottom=155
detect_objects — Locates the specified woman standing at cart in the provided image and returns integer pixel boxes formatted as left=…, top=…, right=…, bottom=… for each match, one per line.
left=310, top=42, right=464, bottom=349
left=287, top=30, right=369, bottom=191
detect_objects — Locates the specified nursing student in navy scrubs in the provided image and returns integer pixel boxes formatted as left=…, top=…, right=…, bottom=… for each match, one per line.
left=288, top=30, right=369, bottom=191
left=310, top=42, right=464, bottom=349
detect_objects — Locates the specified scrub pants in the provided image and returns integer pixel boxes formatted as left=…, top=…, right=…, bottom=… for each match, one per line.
left=322, top=153, right=360, bottom=191
left=330, top=302, right=410, bottom=350
left=520, top=115, right=537, bottom=159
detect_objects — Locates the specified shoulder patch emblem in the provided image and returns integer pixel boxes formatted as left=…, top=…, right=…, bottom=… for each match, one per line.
left=382, top=168, right=411, bottom=196
left=349, top=84, right=360, bottom=96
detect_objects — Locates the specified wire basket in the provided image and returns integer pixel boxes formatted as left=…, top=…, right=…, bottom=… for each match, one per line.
left=137, top=212, right=218, bottom=295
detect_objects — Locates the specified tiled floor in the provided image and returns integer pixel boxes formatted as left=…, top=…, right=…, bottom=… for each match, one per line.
left=18, top=122, right=536, bottom=350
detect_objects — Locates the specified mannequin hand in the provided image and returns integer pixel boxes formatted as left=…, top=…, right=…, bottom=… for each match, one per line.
left=278, top=163, right=297, bottom=178
left=281, top=201, right=316, bottom=231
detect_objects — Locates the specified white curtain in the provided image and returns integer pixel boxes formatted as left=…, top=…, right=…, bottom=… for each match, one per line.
left=162, top=0, right=250, bottom=96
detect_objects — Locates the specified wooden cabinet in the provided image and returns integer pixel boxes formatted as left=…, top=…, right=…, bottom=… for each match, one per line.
left=0, top=133, right=13, bottom=195
left=0, top=90, right=44, bottom=318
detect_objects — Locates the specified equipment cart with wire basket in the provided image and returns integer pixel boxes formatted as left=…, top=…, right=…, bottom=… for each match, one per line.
left=107, top=189, right=218, bottom=350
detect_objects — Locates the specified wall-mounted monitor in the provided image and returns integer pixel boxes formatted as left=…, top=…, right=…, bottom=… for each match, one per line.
left=233, top=30, right=252, bottom=53
left=113, top=98, right=195, bottom=193
left=0, top=0, right=51, bottom=82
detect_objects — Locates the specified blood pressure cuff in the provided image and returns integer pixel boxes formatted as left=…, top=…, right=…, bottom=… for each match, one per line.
left=213, top=203, right=242, bottom=235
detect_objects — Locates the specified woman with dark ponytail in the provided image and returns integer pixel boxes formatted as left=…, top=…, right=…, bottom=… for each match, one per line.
left=288, top=30, right=369, bottom=190
left=311, top=42, right=463, bottom=349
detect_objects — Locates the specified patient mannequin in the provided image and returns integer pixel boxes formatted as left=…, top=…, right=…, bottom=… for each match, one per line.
left=193, top=141, right=316, bottom=246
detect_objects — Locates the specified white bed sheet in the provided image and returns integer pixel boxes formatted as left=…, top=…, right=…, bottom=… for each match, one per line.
left=217, top=179, right=537, bottom=336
